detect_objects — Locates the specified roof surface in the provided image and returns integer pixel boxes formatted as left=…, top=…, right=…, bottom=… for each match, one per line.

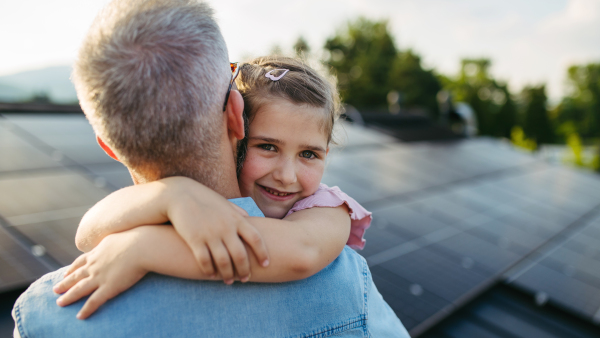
left=422, top=284, right=600, bottom=338
left=1, top=113, right=600, bottom=336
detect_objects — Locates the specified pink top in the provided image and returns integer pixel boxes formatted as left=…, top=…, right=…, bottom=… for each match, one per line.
left=285, top=183, right=372, bottom=250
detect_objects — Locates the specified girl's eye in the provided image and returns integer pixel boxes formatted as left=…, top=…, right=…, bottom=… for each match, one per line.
left=258, top=144, right=275, bottom=151
left=300, top=150, right=317, bottom=159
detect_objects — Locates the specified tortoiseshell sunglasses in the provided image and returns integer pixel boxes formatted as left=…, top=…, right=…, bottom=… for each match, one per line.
left=222, top=62, right=240, bottom=111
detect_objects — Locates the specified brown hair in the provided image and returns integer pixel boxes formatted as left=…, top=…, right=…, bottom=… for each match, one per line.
left=236, top=56, right=342, bottom=144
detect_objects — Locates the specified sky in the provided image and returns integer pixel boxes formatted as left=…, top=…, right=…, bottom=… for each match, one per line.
left=1, top=0, right=599, bottom=102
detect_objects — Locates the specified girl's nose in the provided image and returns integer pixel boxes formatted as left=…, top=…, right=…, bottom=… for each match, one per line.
left=273, top=157, right=297, bottom=186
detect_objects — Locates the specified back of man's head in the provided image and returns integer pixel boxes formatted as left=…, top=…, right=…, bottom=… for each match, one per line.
left=73, top=0, right=230, bottom=185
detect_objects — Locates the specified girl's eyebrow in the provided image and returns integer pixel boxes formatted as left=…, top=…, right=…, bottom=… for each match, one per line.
left=248, top=136, right=283, bottom=144
left=300, top=144, right=326, bottom=153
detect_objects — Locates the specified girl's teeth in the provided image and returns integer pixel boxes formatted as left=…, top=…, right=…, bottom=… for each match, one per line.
left=266, top=187, right=290, bottom=196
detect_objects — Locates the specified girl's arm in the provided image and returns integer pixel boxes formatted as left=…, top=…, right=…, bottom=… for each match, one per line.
left=59, top=176, right=352, bottom=318
left=54, top=210, right=349, bottom=319
left=76, top=176, right=352, bottom=282
left=150, top=206, right=351, bottom=282
left=76, top=177, right=250, bottom=253
left=248, top=206, right=351, bottom=280
left=76, top=177, right=271, bottom=284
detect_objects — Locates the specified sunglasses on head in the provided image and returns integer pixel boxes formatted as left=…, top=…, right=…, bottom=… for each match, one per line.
left=222, top=62, right=240, bottom=112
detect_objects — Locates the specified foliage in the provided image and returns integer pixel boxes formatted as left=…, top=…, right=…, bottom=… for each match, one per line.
left=521, top=85, right=554, bottom=145
left=442, top=59, right=516, bottom=137
left=561, top=132, right=600, bottom=171
left=323, top=18, right=441, bottom=116
left=566, top=133, right=584, bottom=166
left=317, top=17, right=600, bottom=173
left=511, top=126, right=537, bottom=151
left=324, top=18, right=397, bottom=110
left=293, top=36, right=310, bottom=57
left=388, top=50, right=441, bottom=117
left=554, top=63, right=600, bottom=139
left=495, top=90, right=518, bottom=139
left=28, top=92, right=52, bottom=104
left=294, top=18, right=598, bottom=159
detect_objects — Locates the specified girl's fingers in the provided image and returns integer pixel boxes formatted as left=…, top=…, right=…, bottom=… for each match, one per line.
left=56, top=277, right=97, bottom=307
left=54, top=267, right=90, bottom=294
left=224, top=235, right=250, bottom=283
left=77, top=286, right=116, bottom=320
left=207, top=241, right=234, bottom=284
left=64, top=255, right=87, bottom=277
left=191, top=244, right=215, bottom=277
left=238, top=223, right=270, bottom=267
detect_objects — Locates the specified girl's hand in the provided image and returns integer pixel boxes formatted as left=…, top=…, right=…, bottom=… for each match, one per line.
left=53, top=229, right=150, bottom=319
left=76, top=176, right=270, bottom=284
left=166, top=184, right=270, bottom=284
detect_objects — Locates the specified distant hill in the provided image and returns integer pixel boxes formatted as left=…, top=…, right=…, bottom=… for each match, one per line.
left=0, top=83, right=30, bottom=102
left=0, top=65, right=77, bottom=104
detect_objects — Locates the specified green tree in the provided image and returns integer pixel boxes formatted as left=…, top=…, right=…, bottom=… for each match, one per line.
left=324, top=18, right=397, bottom=110
left=554, top=63, right=600, bottom=139
left=522, top=85, right=554, bottom=145
left=28, top=91, right=52, bottom=104
left=494, top=85, right=518, bottom=139
left=388, top=50, right=441, bottom=117
left=324, top=18, right=442, bottom=117
left=293, top=36, right=310, bottom=57
left=442, top=59, right=516, bottom=136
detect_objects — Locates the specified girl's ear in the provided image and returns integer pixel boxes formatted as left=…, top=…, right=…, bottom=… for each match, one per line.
left=226, top=90, right=245, bottom=140
left=326, top=147, right=329, bottom=156
left=96, top=136, right=120, bottom=162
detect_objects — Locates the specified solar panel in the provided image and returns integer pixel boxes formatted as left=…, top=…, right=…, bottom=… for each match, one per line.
left=82, top=162, right=133, bottom=190
left=0, top=124, right=62, bottom=173
left=506, top=212, right=600, bottom=323
left=11, top=217, right=82, bottom=267
left=3, top=113, right=600, bottom=334
left=0, top=114, right=115, bottom=290
left=377, top=247, right=489, bottom=302
left=0, top=170, right=108, bottom=218
left=0, top=224, right=50, bottom=292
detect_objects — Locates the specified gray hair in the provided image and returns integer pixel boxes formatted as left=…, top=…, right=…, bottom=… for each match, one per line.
left=73, top=0, right=230, bottom=185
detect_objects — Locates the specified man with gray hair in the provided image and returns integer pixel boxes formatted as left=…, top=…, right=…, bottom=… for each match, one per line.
left=13, top=0, right=409, bottom=336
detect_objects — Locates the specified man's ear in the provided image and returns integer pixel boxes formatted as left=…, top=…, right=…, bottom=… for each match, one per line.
left=96, top=136, right=120, bottom=162
left=226, top=90, right=245, bottom=140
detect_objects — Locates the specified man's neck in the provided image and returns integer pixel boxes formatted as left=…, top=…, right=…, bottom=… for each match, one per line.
left=215, top=168, right=242, bottom=199
left=130, top=169, right=241, bottom=199
left=129, top=155, right=242, bottom=199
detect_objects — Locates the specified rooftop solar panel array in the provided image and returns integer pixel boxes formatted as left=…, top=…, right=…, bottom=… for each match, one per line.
left=1, top=113, right=600, bottom=335
left=0, top=115, right=120, bottom=289
left=505, top=210, right=600, bottom=324
left=324, top=129, right=600, bottom=334
left=422, top=284, right=600, bottom=338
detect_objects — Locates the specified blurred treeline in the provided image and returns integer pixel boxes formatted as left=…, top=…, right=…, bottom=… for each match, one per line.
left=296, top=18, right=600, bottom=170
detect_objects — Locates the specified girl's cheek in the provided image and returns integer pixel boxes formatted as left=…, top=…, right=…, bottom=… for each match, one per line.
left=300, top=163, right=325, bottom=195
left=243, top=152, right=268, bottom=172
left=239, top=152, right=270, bottom=186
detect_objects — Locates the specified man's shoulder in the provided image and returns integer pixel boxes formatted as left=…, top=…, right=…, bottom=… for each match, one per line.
left=15, top=267, right=67, bottom=312
left=13, top=249, right=372, bottom=337
left=228, top=197, right=264, bottom=217
left=13, top=267, right=71, bottom=338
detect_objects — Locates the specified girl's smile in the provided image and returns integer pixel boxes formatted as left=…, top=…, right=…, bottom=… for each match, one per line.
left=258, top=185, right=298, bottom=200
left=239, top=97, right=329, bottom=219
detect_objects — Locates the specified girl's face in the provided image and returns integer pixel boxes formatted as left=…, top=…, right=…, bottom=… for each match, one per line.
left=239, top=98, right=329, bottom=219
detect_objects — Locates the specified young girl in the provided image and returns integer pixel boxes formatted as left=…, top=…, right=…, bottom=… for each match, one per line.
left=54, top=56, right=373, bottom=318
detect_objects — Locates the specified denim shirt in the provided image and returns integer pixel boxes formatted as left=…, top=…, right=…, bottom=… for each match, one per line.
left=13, top=198, right=409, bottom=337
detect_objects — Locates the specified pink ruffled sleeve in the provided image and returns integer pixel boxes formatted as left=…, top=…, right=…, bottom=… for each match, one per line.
left=285, top=183, right=372, bottom=250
